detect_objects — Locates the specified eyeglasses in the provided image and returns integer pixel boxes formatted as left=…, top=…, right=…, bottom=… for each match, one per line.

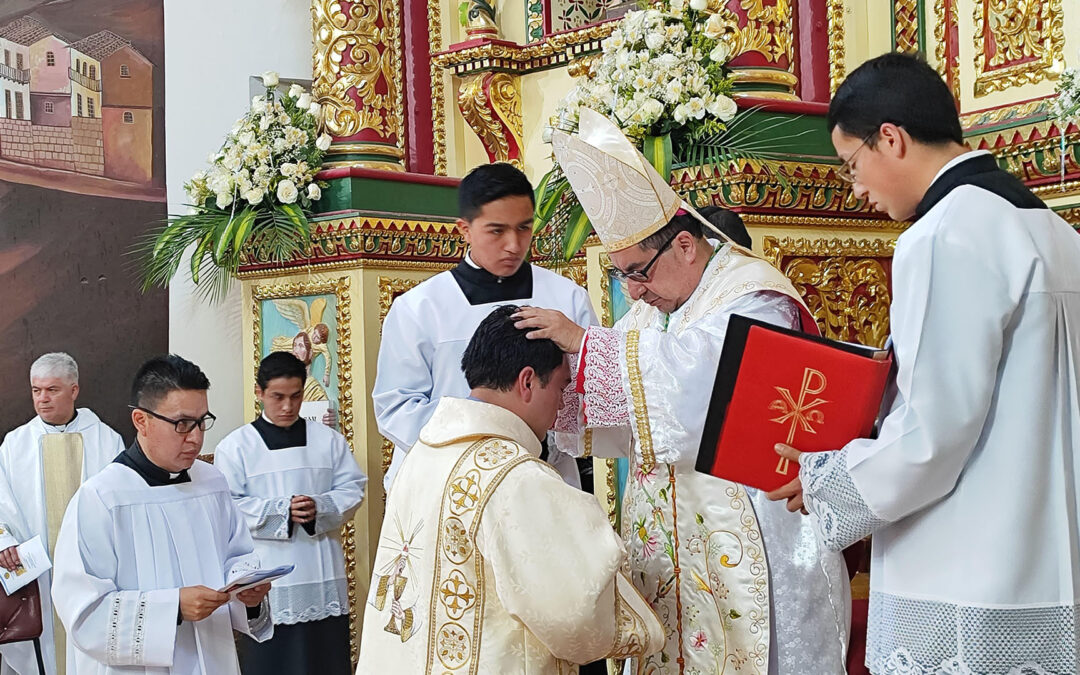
left=611, top=230, right=680, bottom=283
left=130, top=405, right=216, bottom=433
left=837, top=133, right=876, bottom=183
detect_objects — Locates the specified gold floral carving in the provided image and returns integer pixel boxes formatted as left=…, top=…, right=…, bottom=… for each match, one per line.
left=433, top=22, right=616, bottom=75
left=893, top=0, right=920, bottom=52
left=429, top=0, right=447, bottom=174
left=959, top=96, right=1051, bottom=129
left=311, top=0, right=405, bottom=147
left=555, top=261, right=588, bottom=288
left=827, top=0, right=845, bottom=95
left=762, top=237, right=894, bottom=348
left=972, top=0, right=1064, bottom=97
left=567, top=54, right=600, bottom=78
left=252, top=276, right=358, bottom=660
left=714, top=0, right=794, bottom=65
left=1055, top=207, right=1080, bottom=226
left=934, top=0, right=961, bottom=102
left=457, top=72, right=524, bottom=168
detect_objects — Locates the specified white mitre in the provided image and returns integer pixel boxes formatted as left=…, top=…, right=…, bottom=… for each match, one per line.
left=551, top=107, right=729, bottom=253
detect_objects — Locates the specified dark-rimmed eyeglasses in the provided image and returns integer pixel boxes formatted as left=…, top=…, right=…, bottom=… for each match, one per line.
left=130, top=405, right=216, bottom=433
left=611, top=230, right=680, bottom=283
left=837, top=133, right=876, bottom=183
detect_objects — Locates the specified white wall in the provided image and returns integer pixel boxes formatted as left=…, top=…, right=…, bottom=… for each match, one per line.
left=164, top=0, right=312, bottom=447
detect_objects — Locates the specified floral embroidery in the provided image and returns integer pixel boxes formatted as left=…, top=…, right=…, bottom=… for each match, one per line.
left=691, top=630, right=708, bottom=650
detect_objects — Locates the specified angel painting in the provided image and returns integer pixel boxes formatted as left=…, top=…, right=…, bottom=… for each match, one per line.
left=262, top=294, right=339, bottom=427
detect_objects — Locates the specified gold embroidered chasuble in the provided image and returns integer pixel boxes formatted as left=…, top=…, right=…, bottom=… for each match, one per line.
left=576, top=246, right=823, bottom=675
left=357, top=397, right=664, bottom=674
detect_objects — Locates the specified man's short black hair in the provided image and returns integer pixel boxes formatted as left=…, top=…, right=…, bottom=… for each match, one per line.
left=458, top=163, right=535, bottom=221
left=639, top=210, right=704, bottom=251
left=257, top=351, right=308, bottom=389
left=828, top=52, right=962, bottom=146
left=461, top=305, right=564, bottom=391
left=131, top=355, right=210, bottom=409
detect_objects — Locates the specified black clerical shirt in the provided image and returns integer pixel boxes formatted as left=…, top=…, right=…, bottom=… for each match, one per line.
left=113, top=441, right=191, bottom=486
left=251, top=416, right=316, bottom=536
left=450, top=257, right=533, bottom=305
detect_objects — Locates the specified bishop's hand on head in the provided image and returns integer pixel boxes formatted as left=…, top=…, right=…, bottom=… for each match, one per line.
left=512, top=306, right=585, bottom=353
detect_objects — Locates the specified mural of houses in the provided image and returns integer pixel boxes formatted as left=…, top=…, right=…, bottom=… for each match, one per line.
left=0, top=17, right=41, bottom=163
left=0, top=33, right=30, bottom=121
left=76, top=30, right=152, bottom=183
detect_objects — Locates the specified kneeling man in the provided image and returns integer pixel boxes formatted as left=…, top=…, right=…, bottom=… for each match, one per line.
left=52, top=355, right=273, bottom=674
left=357, top=305, right=663, bottom=674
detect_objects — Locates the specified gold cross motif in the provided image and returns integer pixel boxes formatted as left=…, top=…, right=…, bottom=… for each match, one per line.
left=449, top=472, right=481, bottom=512
left=769, top=368, right=829, bottom=475
left=439, top=570, right=476, bottom=619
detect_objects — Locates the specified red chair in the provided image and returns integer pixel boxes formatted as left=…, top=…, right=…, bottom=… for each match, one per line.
left=0, top=580, right=46, bottom=675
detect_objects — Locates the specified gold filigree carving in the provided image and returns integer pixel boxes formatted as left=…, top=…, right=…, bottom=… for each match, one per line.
left=973, top=0, right=1064, bottom=97
left=311, top=0, right=404, bottom=150
left=762, top=237, right=894, bottom=348
left=429, top=0, right=447, bottom=174
left=457, top=72, right=523, bottom=168
left=567, top=54, right=600, bottom=78
left=434, top=21, right=616, bottom=75
left=827, top=0, right=845, bottom=94
left=893, top=0, right=920, bottom=52
left=252, top=276, right=357, bottom=660
left=713, top=0, right=794, bottom=65
left=960, top=96, right=1051, bottom=129
left=934, top=0, right=961, bottom=102
left=1055, top=207, right=1080, bottom=226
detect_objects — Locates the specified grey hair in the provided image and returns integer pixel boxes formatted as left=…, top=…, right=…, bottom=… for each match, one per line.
left=30, top=352, right=79, bottom=384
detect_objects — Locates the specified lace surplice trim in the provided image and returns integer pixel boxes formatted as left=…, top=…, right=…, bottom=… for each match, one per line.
left=106, top=594, right=122, bottom=663
left=624, top=330, right=656, bottom=472
left=868, top=593, right=1077, bottom=675
left=800, top=448, right=887, bottom=551
left=582, top=326, right=630, bottom=428
left=252, top=496, right=291, bottom=539
left=312, top=493, right=340, bottom=536
left=553, top=356, right=582, bottom=434
left=270, top=579, right=349, bottom=625
left=133, top=595, right=148, bottom=663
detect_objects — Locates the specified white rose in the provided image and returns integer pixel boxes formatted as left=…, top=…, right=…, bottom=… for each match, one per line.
left=669, top=0, right=686, bottom=15
left=710, top=41, right=732, bottom=64
left=288, top=83, right=304, bottom=98
left=244, top=187, right=265, bottom=205
left=316, top=134, right=332, bottom=151
left=280, top=162, right=298, bottom=178
left=645, top=32, right=664, bottom=51
left=703, top=13, right=726, bottom=40
left=673, top=103, right=689, bottom=125
left=216, top=191, right=233, bottom=208
left=707, top=94, right=738, bottom=121
left=296, top=93, right=313, bottom=109
left=261, top=71, right=279, bottom=87
left=308, top=101, right=322, bottom=117
left=307, top=183, right=322, bottom=201
left=251, top=96, right=268, bottom=114
left=689, top=0, right=707, bottom=10
left=276, top=179, right=299, bottom=204
left=642, top=98, right=664, bottom=119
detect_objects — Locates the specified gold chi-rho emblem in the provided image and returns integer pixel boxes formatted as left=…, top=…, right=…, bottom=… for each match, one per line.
left=769, top=368, right=828, bottom=475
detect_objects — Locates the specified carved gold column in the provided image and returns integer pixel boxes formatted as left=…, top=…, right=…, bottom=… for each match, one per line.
left=457, top=71, right=525, bottom=169
left=710, top=0, right=798, bottom=100
left=312, top=0, right=406, bottom=171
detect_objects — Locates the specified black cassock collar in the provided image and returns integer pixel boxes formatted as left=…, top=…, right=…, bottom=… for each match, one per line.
left=914, top=152, right=1047, bottom=222
left=252, top=415, right=307, bottom=450
left=114, top=441, right=191, bottom=487
left=450, top=257, right=533, bottom=306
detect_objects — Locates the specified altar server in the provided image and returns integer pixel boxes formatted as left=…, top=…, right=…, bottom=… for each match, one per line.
left=215, top=351, right=367, bottom=675
left=768, top=53, right=1080, bottom=674
left=516, top=108, right=852, bottom=674
left=51, top=355, right=272, bottom=675
left=357, top=306, right=664, bottom=674
left=0, top=352, right=124, bottom=675
left=373, top=162, right=596, bottom=489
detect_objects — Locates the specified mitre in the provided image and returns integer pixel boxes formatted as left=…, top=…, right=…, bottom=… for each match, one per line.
left=551, top=107, right=728, bottom=252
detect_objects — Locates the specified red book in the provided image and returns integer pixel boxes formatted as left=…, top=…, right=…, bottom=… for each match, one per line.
left=696, top=314, right=893, bottom=492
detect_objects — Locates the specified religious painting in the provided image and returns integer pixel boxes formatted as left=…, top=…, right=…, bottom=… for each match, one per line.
left=255, top=281, right=347, bottom=430
left=0, top=0, right=167, bottom=438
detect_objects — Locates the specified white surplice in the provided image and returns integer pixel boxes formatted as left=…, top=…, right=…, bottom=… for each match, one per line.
left=50, top=459, right=273, bottom=675
left=800, top=151, right=1080, bottom=674
left=374, top=260, right=596, bottom=488
left=562, top=244, right=851, bottom=675
left=356, top=397, right=665, bottom=674
left=0, top=409, right=123, bottom=675
left=213, top=419, right=367, bottom=625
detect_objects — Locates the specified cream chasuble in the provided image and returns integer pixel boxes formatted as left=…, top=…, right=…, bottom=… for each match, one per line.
left=559, top=246, right=851, bottom=675
left=356, top=397, right=664, bottom=675
left=0, top=409, right=123, bottom=675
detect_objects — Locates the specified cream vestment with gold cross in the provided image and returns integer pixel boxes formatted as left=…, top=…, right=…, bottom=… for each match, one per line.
left=356, top=397, right=665, bottom=674
left=0, top=408, right=124, bottom=675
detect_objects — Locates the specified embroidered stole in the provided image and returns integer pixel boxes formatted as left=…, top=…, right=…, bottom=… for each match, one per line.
left=41, top=431, right=84, bottom=675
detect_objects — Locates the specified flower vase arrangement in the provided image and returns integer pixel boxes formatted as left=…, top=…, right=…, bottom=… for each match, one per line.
left=1052, top=57, right=1080, bottom=185
left=139, top=71, right=333, bottom=301
left=535, top=0, right=800, bottom=259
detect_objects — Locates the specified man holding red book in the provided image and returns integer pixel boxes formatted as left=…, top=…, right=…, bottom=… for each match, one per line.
left=513, top=108, right=853, bottom=675
left=769, top=53, right=1080, bottom=675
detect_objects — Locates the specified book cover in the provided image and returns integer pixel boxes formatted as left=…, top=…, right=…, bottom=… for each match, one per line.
left=696, top=314, right=892, bottom=492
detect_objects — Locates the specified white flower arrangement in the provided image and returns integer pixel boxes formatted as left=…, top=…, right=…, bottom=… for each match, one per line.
left=141, top=72, right=334, bottom=301
left=1052, top=56, right=1080, bottom=183
left=551, top=2, right=737, bottom=140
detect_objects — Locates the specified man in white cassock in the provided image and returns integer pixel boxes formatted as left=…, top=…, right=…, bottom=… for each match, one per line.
left=0, top=353, right=124, bottom=675
left=374, top=162, right=596, bottom=490
left=215, top=351, right=367, bottom=675
left=357, top=305, right=665, bottom=674
left=51, top=355, right=273, bottom=675
left=514, top=108, right=852, bottom=674
left=768, top=53, right=1080, bottom=675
